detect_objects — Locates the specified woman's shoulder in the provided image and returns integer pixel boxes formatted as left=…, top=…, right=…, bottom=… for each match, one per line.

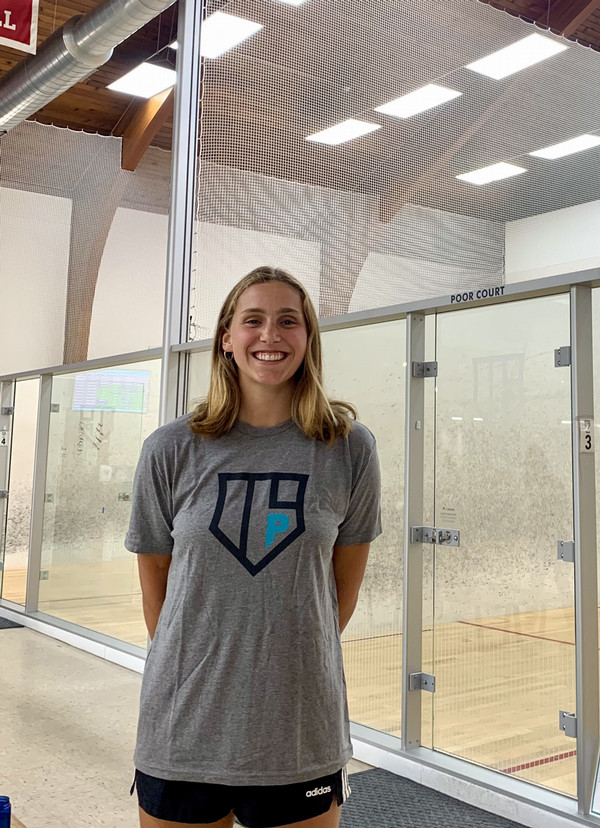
left=142, top=413, right=196, bottom=454
left=340, top=419, right=377, bottom=460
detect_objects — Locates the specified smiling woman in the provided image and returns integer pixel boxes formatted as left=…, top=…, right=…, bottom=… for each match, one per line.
left=125, top=265, right=382, bottom=828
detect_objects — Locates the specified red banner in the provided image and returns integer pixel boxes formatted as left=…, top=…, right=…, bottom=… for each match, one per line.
left=0, top=0, right=39, bottom=54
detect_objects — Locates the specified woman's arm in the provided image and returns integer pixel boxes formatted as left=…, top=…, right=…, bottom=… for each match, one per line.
left=137, top=554, right=172, bottom=640
left=332, top=542, right=371, bottom=634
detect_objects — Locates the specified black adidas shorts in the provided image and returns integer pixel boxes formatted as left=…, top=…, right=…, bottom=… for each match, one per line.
left=131, top=766, right=351, bottom=827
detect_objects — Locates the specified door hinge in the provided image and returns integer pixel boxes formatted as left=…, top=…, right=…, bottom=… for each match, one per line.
left=409, top=672, right=436, bottom=693
left=412, top=361, right=438, bottom=378
left=557, top=540, right=575, bottom=563
left=411, top=526, right=460, bottom=547
left=1, top=406, right=14, bottom=415
left=559, top=710, right=577, bottom=738
left=50, top=403, right=60, bottom=413
left=554, top=346, right=571, bottom=367
left=0, top=490, right=8, bottom=500
left=39, top=570, right=49, bottom=581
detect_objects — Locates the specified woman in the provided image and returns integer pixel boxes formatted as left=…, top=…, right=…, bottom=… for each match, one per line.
left=126, top=266, right=382, bottom=828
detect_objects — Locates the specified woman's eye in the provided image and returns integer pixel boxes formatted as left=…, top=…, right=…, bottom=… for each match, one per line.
left=281, top=319, right=296, bottom=326
left=245, top=319, right=260, bottom=325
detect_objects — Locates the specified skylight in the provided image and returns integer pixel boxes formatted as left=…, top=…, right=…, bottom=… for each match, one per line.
left=530, top=134, right=600, bottom=159
left=465, top=33, right=568, bottom=80
left=456, top=162, right=527, bottom=186
left=306, top=119, right=381, bottom=145
left=168, top=12, right=263, bottom=58
left=375, top=84, right=462, bottom=119
left=108, top=63, right=176, bottom=99
left=200, top=12, right=263, bottom=59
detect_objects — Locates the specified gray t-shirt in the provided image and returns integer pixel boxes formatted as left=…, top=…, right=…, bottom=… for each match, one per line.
left=125, top=414, right=382, bottom=786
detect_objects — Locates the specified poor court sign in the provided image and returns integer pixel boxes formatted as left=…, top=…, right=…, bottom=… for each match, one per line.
left=0, top=0, right=38, bottom=54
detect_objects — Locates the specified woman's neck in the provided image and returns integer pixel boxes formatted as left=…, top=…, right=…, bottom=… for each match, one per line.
left=238, top=383, right=294, bottom=428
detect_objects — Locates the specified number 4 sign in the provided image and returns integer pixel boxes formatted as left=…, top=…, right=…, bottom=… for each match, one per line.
left=0, top=0, right=39, bottom=54
left=579, top=418, right=594, bottom=454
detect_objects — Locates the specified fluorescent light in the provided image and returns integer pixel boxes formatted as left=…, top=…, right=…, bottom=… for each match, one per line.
left=200, top=12, right=262, bottom=58
left=473, top=417, right=484, bottom=422
left=108, top=63, right=176, bottom=98
left=530, top=134, right=600, bottom=159
left=465, top=33, right=568, bottom=79
left=451, top=417, right=463, bottom=421
left=275, top=0, right=308, bottom=4
left=375, top=84, right=461, bottom=119
left=306, top=119, right=381, bottom=146
left=169, top=12, right=263, bottom=56
left=456, top=162, right=527, bottom=186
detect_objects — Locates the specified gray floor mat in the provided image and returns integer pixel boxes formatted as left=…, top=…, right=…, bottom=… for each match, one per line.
left=0, top=616, right=24, bottom=629
left=340, top=768, right=526, bottom=828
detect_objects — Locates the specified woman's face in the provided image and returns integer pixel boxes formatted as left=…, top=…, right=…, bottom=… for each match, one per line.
left=222, top=282, right=308, bottom=393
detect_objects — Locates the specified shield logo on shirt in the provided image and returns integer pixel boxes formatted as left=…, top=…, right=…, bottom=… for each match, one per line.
left=209, top=472, right=308, bottom=576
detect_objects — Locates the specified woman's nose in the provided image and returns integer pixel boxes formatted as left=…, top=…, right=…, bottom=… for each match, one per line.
left=260, top=321, right=281, bottom=342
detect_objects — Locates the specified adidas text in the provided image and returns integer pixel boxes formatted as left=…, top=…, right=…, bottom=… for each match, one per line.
left=306, top=786, right=332, bottom=797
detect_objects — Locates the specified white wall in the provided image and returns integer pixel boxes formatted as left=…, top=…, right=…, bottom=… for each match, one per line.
left=505, top=199, right=600, bottom=283
left=0, top=187, right=72, bottom=375
left=88, top=207, right=168, bottom=359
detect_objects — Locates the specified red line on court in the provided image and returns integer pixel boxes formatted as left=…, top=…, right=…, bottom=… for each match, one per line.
left=500, top=750, right=577, bottom=775
left=458, top=619, right=574, bottom=647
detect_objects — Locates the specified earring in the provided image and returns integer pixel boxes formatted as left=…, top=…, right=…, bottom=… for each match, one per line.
left=223, top=350, right=234, bottom=361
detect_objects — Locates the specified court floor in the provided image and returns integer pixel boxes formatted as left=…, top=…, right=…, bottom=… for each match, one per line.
left=2, top=566, right=582, bottom=798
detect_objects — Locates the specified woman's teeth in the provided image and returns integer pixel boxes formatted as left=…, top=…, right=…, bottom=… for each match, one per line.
left=254, top=352, right=285, bottom=361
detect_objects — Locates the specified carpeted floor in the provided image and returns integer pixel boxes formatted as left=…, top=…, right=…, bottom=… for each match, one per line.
left=340, top=769, right=526, bottom=828
left=0, top=616, right=24, bottom=629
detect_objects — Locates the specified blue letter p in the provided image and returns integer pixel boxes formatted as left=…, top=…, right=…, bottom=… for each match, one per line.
left=265, top=513, right=290, bottom=548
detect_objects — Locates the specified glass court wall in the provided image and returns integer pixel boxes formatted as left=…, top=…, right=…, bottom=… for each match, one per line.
left=429, top=296, right=576, bottom=794
left=37, top=360, right=161, bottom=647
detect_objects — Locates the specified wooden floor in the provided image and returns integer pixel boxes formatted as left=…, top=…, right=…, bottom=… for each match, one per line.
left=2, top=565, right=583, bottom=798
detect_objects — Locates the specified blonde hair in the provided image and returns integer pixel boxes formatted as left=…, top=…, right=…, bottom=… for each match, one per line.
left=188, top=266, right=356, bottom=444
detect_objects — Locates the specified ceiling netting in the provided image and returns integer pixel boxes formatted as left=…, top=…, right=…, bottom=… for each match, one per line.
left=190, top=0, right=600, bottom=338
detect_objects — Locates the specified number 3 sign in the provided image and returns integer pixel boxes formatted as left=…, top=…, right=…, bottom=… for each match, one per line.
left=579, top=418, right=594, bottom=454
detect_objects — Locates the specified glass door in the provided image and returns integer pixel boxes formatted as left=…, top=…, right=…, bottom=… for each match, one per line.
left=2, top=379, right=40, bottom=605
left=430, top=294, right=576, bottom=796
left=0, top=381, right=15, bottom=600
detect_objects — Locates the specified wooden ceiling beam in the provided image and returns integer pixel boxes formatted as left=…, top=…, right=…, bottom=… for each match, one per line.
left=114, top=87, right=174, bottom=171
left=537, top=0, right=600, bottom=37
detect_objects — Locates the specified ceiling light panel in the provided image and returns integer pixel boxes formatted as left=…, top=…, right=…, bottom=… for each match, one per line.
left=456, top=162, right=527, bottom=186
left=375, top=84, right=462, bottom=119
left=108, top=63, right=176, bottom=98
left=275, top=0, right=309, bottom=4
left=200, top=12, right=263, bottom=59
left=465, top=33, right=568, bottom=79
left=306, top=119, right=381, bottom=145
left=530, top=134, right=600, bottom=159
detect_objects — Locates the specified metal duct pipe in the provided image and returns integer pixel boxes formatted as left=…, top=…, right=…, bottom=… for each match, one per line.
left=0, top=0, right=177, bottom=133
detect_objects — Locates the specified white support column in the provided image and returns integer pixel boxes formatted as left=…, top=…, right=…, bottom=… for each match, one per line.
left=159, top=0, right=203, bottom=425
left=402, top=313, right=426, bottom=749
left=570, top=284, right=600, bottom=815
left=0, top=381, right=15, bottom=593
left=25, top=375, right=52, bottom=613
